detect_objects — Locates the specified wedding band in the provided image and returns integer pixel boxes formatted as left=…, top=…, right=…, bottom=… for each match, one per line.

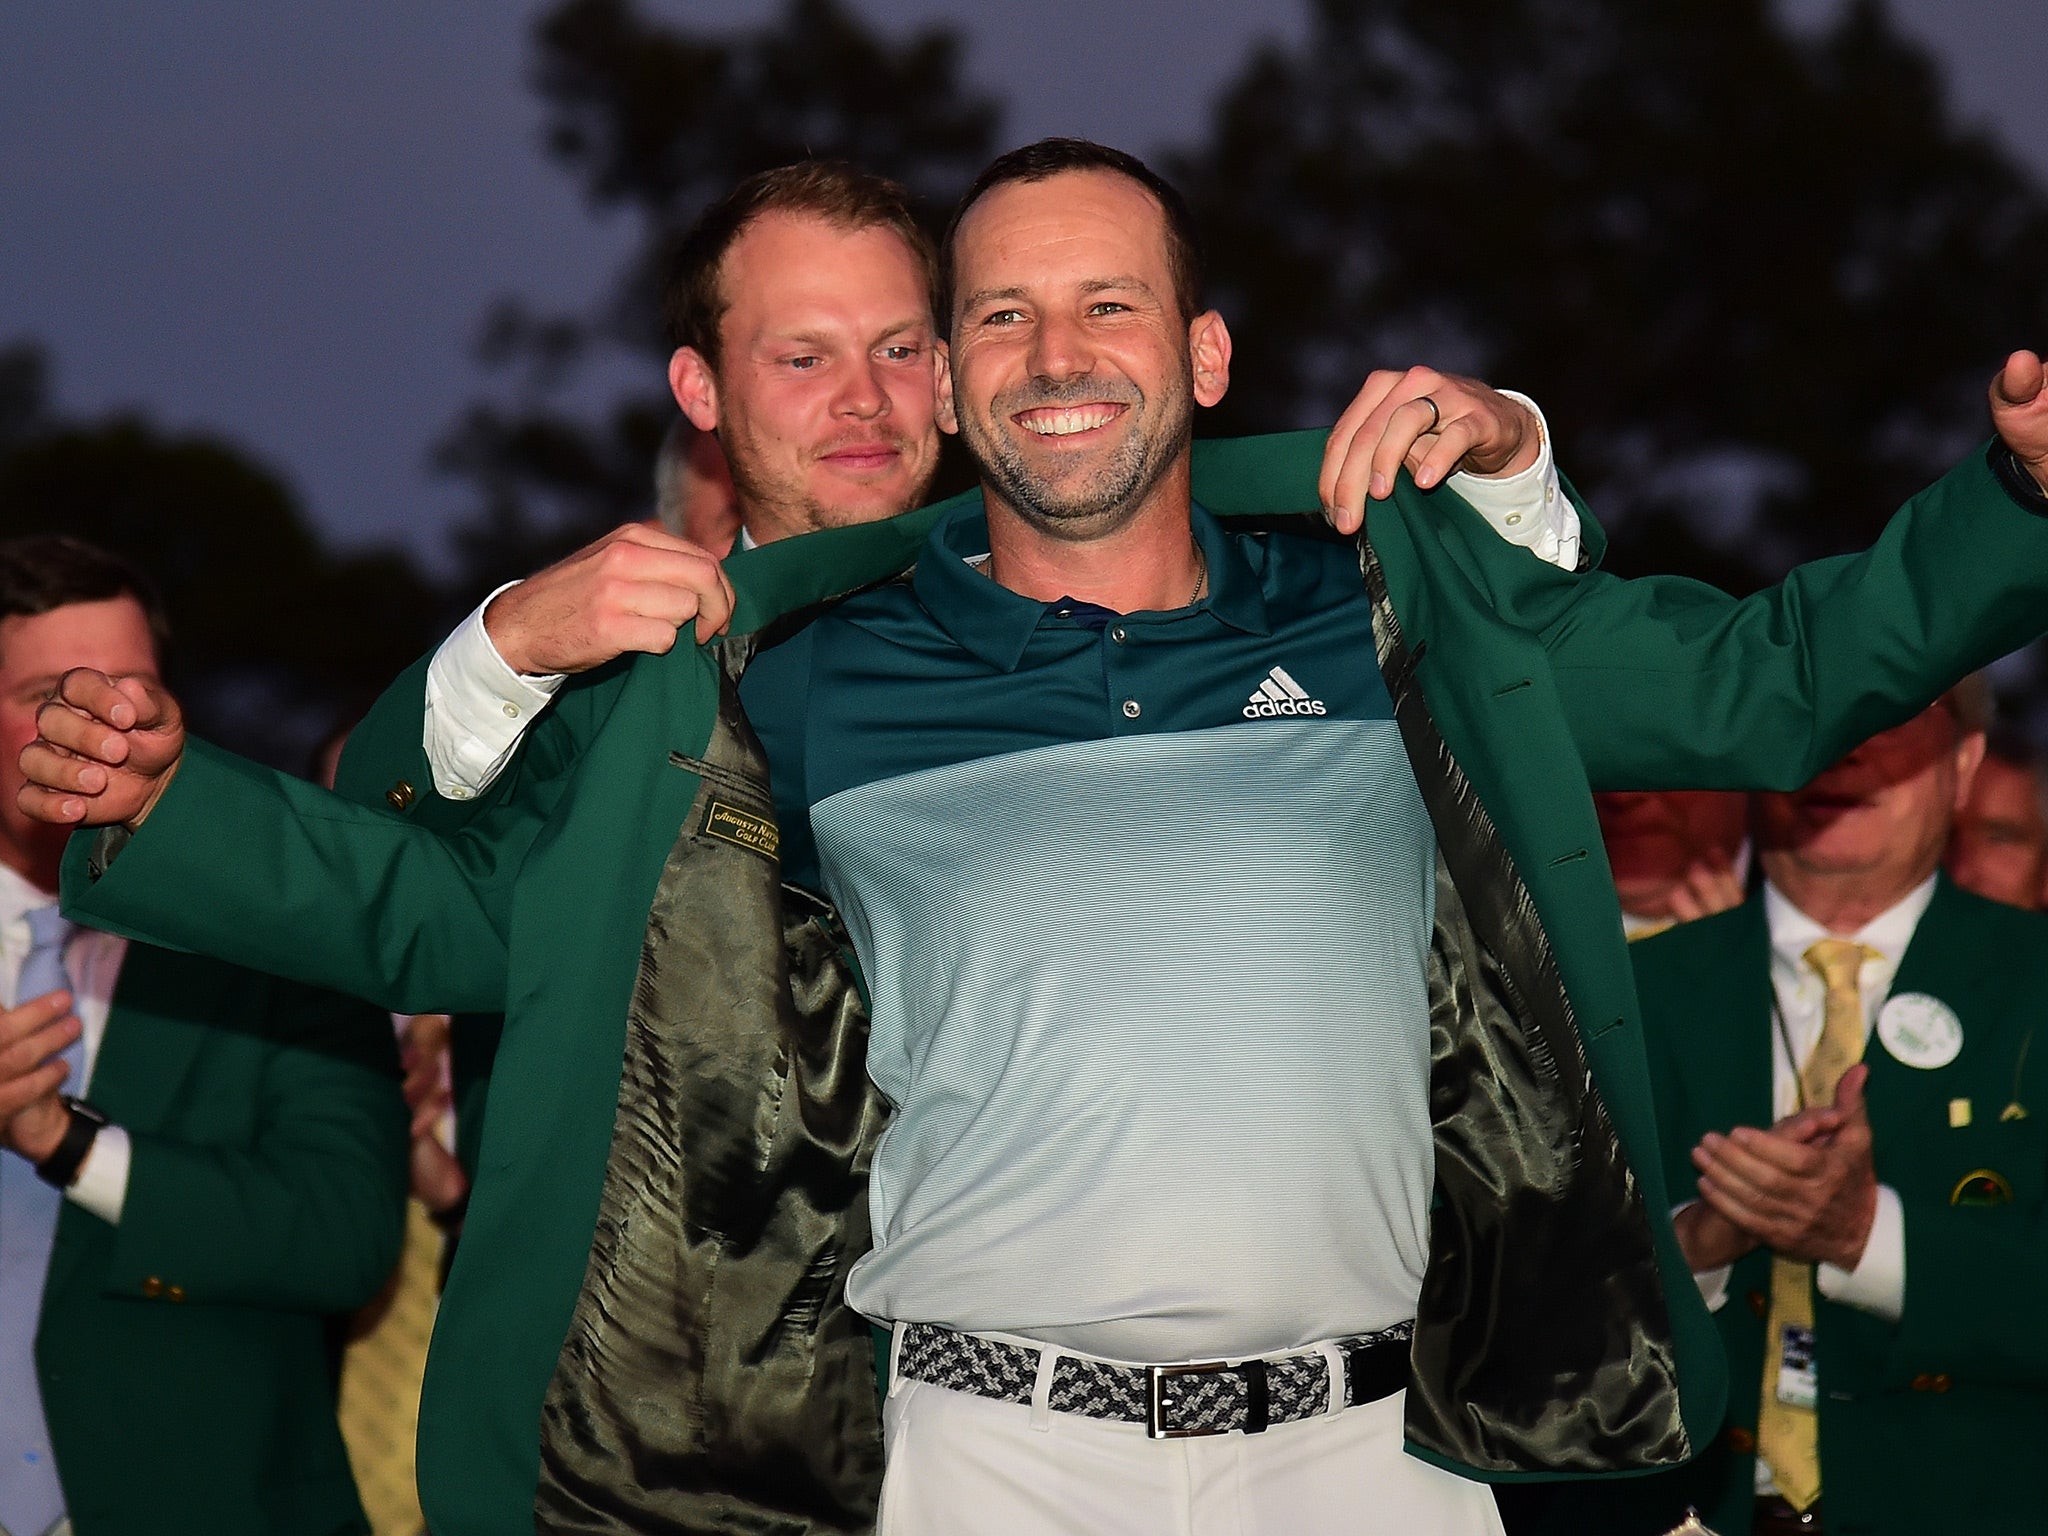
left=1418, top=396, right=1441, bottom=433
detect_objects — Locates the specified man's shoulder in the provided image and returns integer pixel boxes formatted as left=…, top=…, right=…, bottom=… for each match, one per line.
left=1914, top=878, right=2048, bottom=985
left=1932, top=878, right=2048, bottom=941
left=1629, top=900, right=1761, bottom=992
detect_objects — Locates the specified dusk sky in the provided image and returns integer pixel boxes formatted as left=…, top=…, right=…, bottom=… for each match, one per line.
left=3, top=0, right=2043, bottom=574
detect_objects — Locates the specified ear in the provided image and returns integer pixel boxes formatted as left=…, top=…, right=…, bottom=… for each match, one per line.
left=1953, top=729, right=1989, bottom=811
left=669, top=348, right=719, bottom=432
left=934, top=338, right=959, bottom=436
left=1189, top=309, right=1232, bottom=410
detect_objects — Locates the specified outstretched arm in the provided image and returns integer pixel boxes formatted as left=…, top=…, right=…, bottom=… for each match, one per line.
left=1545, top=352, right=2048, bottom=791
left=19, top=670, right=527, bottom=1013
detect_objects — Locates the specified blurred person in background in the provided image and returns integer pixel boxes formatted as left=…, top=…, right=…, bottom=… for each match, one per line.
left=1578, top=692, right=2048, bottom=1536
left=0, top=535, right=405, bottom=1536
left=1596, top=790, right=1752, bottom=938
left=651, top=414, right=742, bottom=556
left=1945, top=723, right=2048, bottom=910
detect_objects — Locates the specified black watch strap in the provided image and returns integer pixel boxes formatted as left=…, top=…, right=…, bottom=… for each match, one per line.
left=35, top=1095, right=110, bottom=1189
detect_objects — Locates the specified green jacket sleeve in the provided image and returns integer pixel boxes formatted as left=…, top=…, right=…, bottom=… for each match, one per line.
left=102, top=975, right=408, bottom=1313
left=1533, top=447, right=2048, bottom=791
left=61, top=737, right=527, bottom=1015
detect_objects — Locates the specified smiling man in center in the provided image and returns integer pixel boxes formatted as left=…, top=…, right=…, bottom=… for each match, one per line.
left=35, top=136, right=2048, bottom=1536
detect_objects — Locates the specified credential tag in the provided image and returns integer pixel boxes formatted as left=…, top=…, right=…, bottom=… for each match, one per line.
left=1776, top=1322, right=1818, bottom=1410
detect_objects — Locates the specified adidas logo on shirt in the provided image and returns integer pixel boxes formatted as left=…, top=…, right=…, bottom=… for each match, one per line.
left=1242, top=665, right=1328, bottom=718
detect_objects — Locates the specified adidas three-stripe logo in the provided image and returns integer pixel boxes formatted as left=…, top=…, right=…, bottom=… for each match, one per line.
left=1242, top=665, right=1328, bottom=719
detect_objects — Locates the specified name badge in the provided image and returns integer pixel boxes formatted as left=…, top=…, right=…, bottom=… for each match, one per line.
left=1776, top=1323, right=1818, bottom=1410
left=1877, top=992, right=1964, bottom=1070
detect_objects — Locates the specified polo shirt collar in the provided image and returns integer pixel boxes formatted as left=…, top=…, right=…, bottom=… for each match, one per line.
left=913, top=500, right=1273, bottom=672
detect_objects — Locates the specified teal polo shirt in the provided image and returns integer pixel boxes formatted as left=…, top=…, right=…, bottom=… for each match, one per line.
left=740, top=503, right=1442, bottom=1362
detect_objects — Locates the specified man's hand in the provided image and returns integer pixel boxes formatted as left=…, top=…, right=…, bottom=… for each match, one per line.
left=1665, top=858, right=1747, bottom=925
left=399, top=1014, right=469, bottom=1217
left=1672, top=1196, right=1757, bottom=1272
left=1, top=990, right=81, bottom=1163
left=1992, top=349, right=2048, bottom=495
left=1673, top=1093, right=1846, bottom=1270
left=1692, top=1064, right=1879, bottom=1272
left=1319, top=367, right=1543, bottom=535
left=486, top=523, right=738, bottom=677
left=18, top=669, right=186, bottom=829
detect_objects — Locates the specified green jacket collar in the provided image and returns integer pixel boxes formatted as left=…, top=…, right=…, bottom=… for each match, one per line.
left=718, top=429, right=1605, bottom=647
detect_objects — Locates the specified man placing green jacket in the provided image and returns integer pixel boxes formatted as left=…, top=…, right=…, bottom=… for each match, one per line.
left=24, top=140, right=2048, bottom=1535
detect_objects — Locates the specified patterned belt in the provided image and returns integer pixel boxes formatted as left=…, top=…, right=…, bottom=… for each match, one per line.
left=896, top=1319, right=1414, bottom=1439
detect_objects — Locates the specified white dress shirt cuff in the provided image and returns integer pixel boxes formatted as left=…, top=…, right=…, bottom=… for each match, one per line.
left=423, top=582, right=565, bottom=800
left=66, top=1122, right=131, bottom=1225
left=1674, top=1203, right=1733, bottom=1312
left=1817, top=1183, right=1905, bottom=1322
left=1444, top=390, right=1580, bottom=571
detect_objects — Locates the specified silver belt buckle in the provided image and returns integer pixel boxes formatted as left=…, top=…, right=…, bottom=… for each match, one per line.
left=1146, top=1359, right=1236, bottom=1439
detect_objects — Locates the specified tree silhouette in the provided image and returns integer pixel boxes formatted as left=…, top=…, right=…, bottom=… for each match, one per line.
left=0, top=341, right=50, bottom=452
left=446, top=0, right=2048, bottom=729
left=438, top=0, right=1000, bottom=597
left=0, top=348, right=439, bottom=766
left=1176, top=0, right=2048, bottom=582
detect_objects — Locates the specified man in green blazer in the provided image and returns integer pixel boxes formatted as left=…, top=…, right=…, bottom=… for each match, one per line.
left=26, top=141, right=2048, bottom=1533
left=0, top=536, right=408, bottom=1536
left=1573, top=694, right=2048, bottom=1536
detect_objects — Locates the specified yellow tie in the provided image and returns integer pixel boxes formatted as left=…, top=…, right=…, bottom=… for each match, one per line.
left=1756, top=938, right=1877, bottom=1511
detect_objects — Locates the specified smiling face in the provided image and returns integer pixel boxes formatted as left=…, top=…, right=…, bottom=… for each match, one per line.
left=938, top=168, right=1230, bottom=542
left=669, top=210, right=941, bottom=544
left=1756, top=704, right=1985, bottom=907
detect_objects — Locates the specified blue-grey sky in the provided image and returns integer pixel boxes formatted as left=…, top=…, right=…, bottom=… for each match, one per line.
left=2, top=0, right=2042, bottom=572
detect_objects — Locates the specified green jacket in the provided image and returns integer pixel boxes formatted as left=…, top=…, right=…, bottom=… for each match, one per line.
left=1574, top=879, right=2048, bottom=1535
left=38, top=944, right=407, bottom=1535
left=63, top=436, right=2048, bottom=1534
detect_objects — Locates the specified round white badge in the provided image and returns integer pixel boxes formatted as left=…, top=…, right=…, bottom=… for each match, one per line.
left=1877, top=992, right=1964, bottom=1070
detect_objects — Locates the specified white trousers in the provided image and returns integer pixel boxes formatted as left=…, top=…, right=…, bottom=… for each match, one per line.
left=878, top=1376, right=1507, bottom=1536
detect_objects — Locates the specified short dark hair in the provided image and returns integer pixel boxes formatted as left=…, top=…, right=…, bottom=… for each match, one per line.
left=940, top=139, right=1205, bottom=323
left=0, top=534, right=170, bottom=656
left=660, top=160, right=937, bottom=368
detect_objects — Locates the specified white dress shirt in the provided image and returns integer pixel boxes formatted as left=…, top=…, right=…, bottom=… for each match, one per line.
left=0, top=862, right=131, bottom=1223
left=421, top=394, right=1575, bottom=800
left=1688, top=876, right=1930, bottom=1324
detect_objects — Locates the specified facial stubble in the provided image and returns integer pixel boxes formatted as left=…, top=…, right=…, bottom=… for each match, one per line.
left=958, top=355, right=1195, bottom=543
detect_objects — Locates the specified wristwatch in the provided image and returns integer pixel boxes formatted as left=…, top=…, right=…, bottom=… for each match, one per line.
left=35, top=1095, right=110, bottom=1190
